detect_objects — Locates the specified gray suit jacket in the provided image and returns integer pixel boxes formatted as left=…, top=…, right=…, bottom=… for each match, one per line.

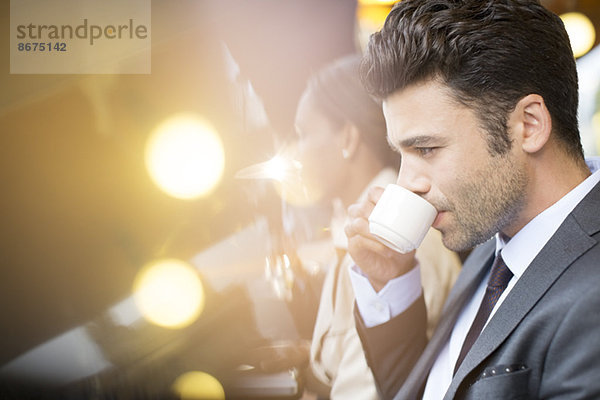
left=356, top=179, right=600, bottom=399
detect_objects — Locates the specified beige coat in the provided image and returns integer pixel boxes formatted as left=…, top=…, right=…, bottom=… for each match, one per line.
left=309, top=169, right=461, bottom=399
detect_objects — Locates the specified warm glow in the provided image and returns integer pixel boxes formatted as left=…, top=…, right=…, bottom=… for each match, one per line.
left=561, top=12, right=596, bottom=58
left=235, top=151, right=320, bottom=206
left=265, top=253, right=295, bottom=301
left=273, top=164, right=324, bottom=207
left=172, top=371, right=225, bottom=400
left=357, top=5, right=392, bottom=31
left=133, top=259, right=205, bottom=329
left=357, top=5, right=393, bottom=51
left=264, top=155, right=292, bottom=182
left=235, top=154, right=301, bottom=182
left=145, top=114, right=225, bottom=200
left=358, top=0, right=397, bottom=5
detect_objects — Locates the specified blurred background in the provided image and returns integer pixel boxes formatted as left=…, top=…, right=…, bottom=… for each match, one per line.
left=0, top=0, right=599, bottom=399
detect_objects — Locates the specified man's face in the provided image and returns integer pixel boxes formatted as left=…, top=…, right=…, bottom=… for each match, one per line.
left=383, top=80, right=528, bottom=251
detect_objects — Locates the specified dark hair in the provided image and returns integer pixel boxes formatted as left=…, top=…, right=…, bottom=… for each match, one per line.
left=361, top=0, right=583, bottom=159
left=307, top=54, right=397, bottom=166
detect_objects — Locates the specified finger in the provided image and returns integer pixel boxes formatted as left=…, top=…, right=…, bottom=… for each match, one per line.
left=345, top=216, right=371, bottom=238
left=347, top=201, right=375, bottom=219
left=348, top=234, right=396, bottom=259
left=367, top=186, right=386, bottom=204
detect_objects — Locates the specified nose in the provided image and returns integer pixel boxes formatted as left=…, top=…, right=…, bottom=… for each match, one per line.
left=396, top=159, right=431, bottom=195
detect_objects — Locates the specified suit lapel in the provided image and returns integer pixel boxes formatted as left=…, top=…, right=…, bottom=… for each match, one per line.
left=447, top=180, right=600, bottom=398
left=393, top=240, right=495, bottom=400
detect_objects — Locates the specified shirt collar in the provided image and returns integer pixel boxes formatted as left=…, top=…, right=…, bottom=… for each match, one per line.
left=496, top=156, right=600, bottom=279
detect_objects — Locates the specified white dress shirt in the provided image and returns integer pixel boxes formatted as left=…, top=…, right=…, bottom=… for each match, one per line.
left=350, top=157, right=600, bottom=399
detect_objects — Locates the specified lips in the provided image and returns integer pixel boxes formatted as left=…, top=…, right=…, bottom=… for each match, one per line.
left=432, top=211, right=445, bottom=228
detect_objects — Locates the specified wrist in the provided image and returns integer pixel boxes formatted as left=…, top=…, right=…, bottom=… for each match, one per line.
left=370, top=254, right=417, bottom=292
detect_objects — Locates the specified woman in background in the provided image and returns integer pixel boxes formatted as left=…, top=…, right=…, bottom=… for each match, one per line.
left=294, top=54, right=462, bottom=399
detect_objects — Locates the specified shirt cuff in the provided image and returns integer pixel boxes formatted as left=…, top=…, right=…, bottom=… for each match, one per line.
left=349, top=263, right=423, bottom=328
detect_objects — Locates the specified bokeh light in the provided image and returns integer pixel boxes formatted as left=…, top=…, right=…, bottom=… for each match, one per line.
left=145, top=114, right=225, bottom=200
left=560, top=12, right=596, bottom=58
left=133, top=259, right=205, bottom=329
left=356, top=4, right=393, bottom=51
left=172, top=371, right=225, bottom=400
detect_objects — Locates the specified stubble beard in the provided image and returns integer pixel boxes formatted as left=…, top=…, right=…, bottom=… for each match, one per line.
left=435, top=154, right=528, bottom=252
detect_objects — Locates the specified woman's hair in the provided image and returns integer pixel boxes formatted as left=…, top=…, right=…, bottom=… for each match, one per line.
left=307, top=54, right=397, bottom=166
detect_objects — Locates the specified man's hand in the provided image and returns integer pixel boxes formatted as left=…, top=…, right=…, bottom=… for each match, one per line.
left=345, top=186, right=417, bottom=292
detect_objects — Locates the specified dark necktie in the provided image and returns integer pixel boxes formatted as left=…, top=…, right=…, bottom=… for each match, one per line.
left=454, top=253, right=513, bottom=374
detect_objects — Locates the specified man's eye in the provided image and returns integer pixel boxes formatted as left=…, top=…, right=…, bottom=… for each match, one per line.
left=416, top=147, right=436, bottom=156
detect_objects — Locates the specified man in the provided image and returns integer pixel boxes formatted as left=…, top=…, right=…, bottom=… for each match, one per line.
left=345, top=0, right=600, bottom=399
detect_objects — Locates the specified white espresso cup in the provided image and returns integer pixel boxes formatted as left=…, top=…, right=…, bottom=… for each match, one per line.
left=368, top=184, right=438, bottom=254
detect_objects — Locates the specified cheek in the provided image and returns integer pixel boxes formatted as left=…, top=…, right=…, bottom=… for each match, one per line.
left=427, top=172, right=458, bottom=209
left=428, top=151, right=474, bottom=201
left=299, top=150, right=328, bottom=183
left=301, top=152, right=345, bottom=196
left=300, top=137, right=340, bottom=168
left=300, top=147, right=324, bottom=171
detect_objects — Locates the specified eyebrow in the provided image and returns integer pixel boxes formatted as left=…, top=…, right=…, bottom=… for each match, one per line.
left=389, top=135, right=446, bottom=151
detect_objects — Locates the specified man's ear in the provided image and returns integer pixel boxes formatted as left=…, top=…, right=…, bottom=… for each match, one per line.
left=341, top=122, right=361, bottom=160
left=511, top=94, right=552, bottom=154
